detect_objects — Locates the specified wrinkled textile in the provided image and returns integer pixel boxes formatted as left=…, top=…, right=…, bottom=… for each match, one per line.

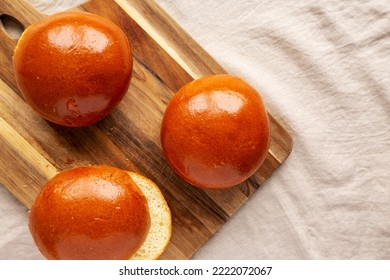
left=0, top=0, right=389, bottom=259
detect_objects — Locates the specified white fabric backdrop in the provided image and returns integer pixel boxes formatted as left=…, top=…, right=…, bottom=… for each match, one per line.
left=0, top=0, right=389, bottom=259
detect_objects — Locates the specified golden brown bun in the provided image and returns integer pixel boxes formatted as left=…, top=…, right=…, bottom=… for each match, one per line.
left=29, top=166, right=171, bottom=260
left=161, top=74, right=270, bottom=189
left=13, top=11, right=132, bottom=127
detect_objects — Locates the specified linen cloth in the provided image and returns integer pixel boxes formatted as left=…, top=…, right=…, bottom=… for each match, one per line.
left=0, top=0, right=389, bottom=259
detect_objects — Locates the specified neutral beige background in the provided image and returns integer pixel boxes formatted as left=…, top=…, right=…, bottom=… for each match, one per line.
left=0, top=0, right=389, bottom=259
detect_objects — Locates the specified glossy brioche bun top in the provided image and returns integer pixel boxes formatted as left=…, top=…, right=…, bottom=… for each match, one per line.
left=161, top=74, right=270, bottom=189
left=29, top=166, right=171, bottom=260
left=13, top=11, right=132, bottom=127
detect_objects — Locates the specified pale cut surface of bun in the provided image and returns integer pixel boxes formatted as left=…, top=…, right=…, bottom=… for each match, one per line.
left=128, top=172, right=172, bottom=260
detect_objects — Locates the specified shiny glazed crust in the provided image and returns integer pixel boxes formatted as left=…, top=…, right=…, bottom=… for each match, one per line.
left=28, top=166, right=151, bottom=260
left=161, top=74, right=270, bottom=189
left=13, top=11, right=133, bottom=127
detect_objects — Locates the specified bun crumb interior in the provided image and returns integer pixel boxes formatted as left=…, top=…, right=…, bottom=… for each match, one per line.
left=128, top=172, right=172, bottom=260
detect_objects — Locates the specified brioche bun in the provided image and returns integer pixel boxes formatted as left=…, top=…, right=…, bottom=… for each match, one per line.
left=13, top=11, right=132, bottom=127
left=161, top=74, right=270, bottom=189
left=28, top=165, right=171, bottom=260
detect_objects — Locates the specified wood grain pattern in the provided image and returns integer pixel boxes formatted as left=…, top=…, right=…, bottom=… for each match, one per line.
left=0, top=0, right=292, bottom=259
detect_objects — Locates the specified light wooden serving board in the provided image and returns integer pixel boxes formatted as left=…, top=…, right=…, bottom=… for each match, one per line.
left=0, top=0, right=293, bottom=259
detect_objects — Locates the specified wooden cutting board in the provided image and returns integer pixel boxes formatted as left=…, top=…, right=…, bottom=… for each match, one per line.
left=0, top=0, right=292, bottom=259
